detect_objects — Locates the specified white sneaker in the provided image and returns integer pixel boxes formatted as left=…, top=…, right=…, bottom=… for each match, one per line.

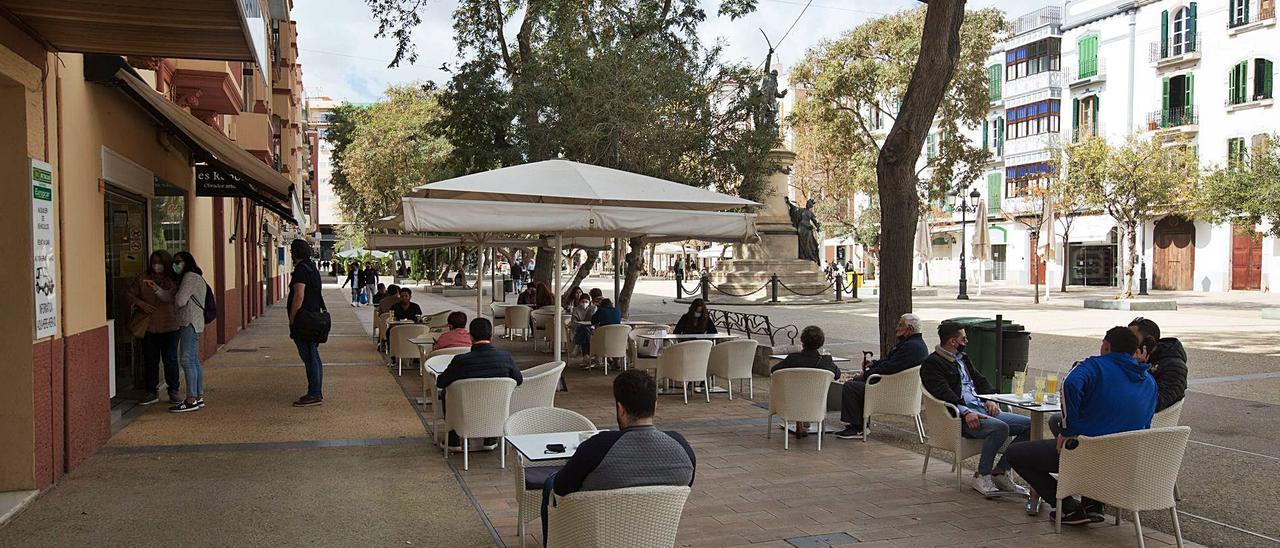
left=992, top=473, right=1029, bottom=496
left=973, top=475, right=1001, bottom=497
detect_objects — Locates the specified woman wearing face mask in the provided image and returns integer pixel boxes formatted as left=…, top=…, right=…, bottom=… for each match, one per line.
left=570, top=294, right=597, bottom=356
left=673, top=298, right=717, bottom=335
left=147, top=251, right=210, bottom=413
left=128, top=250, right=181, bottom=405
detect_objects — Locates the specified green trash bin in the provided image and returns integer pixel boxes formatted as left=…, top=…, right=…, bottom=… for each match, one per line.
left=944, top=317, right=1027, bottom=393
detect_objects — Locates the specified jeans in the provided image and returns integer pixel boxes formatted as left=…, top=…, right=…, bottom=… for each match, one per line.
left=839, top=380, right=866, bottom=427
left=363, top=285, right=375, bottom=303
left=541, top=473, right=557, bottom=547
left=142, top=329, right=180, bottom=394
left=961, top=408, right=1032, bottom=475
left=295, top=339, right=324, bottom=398
left=178, top=325, right=203, bottom=398
left=1006, top=438, right=1060, bottom=506
left=574, top=324, right=593, bottom=355
left=349, top=285, right=360, bottom=304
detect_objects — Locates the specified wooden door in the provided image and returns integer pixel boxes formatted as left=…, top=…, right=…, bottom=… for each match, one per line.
left=1232, top=223, right=1263, bottom=290
left=1153, top=216, right=1195, bottom=290
left=1028, top=234, right=1046, bottom=284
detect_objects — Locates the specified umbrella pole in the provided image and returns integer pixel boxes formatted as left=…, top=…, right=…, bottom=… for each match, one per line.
left=554, top=234, right=563, bottom=363
left=613, top=238, right=620, bottom=302
left=477, top=245, right=484, bottom=319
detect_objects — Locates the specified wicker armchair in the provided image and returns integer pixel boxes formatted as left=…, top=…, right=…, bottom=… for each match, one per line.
left=389, top=324, right=430, bottom=376
left=511, top=361, right=565, bottom=414
left=444, top=377, right=517, bottom=470
left=707, top=339, right=758, bottom=400
left=506, top=305, right=533, bottom=340
left=1055, top=426, right=1191, bottom=548
left=422, top=353, right=465, bottom=443
left=531, top=307, right=557, bottom=353
left=590, top=324, right=633, bottom=374
left=863, top=365, right=924, bottom=444
left=921, top=392, right=987, bottom=490
left=654, top=340, right=713, bottom=404
left=767, top=368, right=835, bottom=450
left=1151, top=399, right=1186, bottom=501
left=504, top=407, right=596, bottom=548
left=546, top=485, right=691, bottom=548
left=490, top=302, right=507, bottom=320
left=373, top=311, right=391, bottom=344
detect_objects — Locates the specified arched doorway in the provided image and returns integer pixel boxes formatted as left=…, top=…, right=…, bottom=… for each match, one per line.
left=1153, top=216, right=1195, bottom=290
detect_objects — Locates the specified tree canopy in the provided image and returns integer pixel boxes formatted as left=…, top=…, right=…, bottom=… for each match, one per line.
left=1198, top=134, right=1280, bottom=237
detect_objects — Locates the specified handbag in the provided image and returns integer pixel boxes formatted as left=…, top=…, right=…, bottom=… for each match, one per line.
left=128, top=310, right=151, bottom=339
left=291, top=262, right=332, bottom=344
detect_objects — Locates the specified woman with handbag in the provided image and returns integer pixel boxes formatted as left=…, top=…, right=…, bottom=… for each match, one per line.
left=147, top=251, right=210, bottom=413
left=127, top=250, right=181, bottom=405
left=288, top=239, right=329, bottom=407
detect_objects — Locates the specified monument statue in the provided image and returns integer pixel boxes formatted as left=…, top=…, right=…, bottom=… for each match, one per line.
left=786, top=196, right=821, bottom=263
left=753, top=34, right=788, bottom=136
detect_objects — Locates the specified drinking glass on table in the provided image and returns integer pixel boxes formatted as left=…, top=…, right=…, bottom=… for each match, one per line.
left=1045, top=373, right=1059, bottom=394
left=1033, top=376, right=1046, bottom=404
left=1012, top=371, right=1027, bottom=397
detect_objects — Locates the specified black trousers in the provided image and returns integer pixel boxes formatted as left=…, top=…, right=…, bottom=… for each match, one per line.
left=142, top=330, right=180, bottom=394
left=1006, top=438, right=1060, bottom=506
left=840, top=380, right=866, bottom=427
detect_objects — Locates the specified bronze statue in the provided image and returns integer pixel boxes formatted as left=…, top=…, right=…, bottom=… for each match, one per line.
left=754, top=32, right=787, bottom=136
left=786, top=196, right=821, bottom=263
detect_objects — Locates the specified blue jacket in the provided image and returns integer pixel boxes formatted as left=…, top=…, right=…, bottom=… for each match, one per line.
left=1061, top=352, right=1156, bottom=438
left=591, top=305, right=622, bottom=326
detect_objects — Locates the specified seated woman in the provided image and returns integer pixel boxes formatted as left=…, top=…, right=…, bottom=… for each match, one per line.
left=591, top=298, right=622, bottom=326
left=673, top=299, right=717, bottom=335
left=563, top=286, right=585, bottom=311
left=534, top=282, right=556, bottom=309
left=433, top=311, right=472, bottom=350
left=569, top=293, right=597, bottom=356
left=770, top=326, right=840, bottom=438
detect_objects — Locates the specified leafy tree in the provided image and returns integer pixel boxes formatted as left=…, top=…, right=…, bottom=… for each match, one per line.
left=1198, top=134, right=1280, bottom=237
left=1000, top=175, right=1054, bottom=303
left=1048, top=147, right=1091, bottom=292
left=323, top=102, right=370, bottom=225
left=789, top=3, right=1004, bottom=352
left=1064, top=134, right=1198, bottom=298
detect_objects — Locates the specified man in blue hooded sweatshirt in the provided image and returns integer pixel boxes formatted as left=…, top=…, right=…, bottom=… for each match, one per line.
left=1006, top=326, right=1156, bottom=525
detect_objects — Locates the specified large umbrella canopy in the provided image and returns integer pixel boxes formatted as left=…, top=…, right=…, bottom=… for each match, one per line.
left=365, top=233, right=610, bottom=251
left=335, top=248, right=388, bottom=259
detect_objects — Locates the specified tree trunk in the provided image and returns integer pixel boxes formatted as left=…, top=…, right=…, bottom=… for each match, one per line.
left=1032, top=239, right=1040, bottom=304
left=617, top=237, right=645, bottom=316
left=1060, top=231, right=1070, bottom=293
left=874, top=0, right=968, bottom=355
left=532, top=246, right=555, bottom=287
left=1121, top=220, right=1138, bottom=299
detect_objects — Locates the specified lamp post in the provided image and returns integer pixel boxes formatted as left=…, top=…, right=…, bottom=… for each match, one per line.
left=954, top=187, right=981, bottom=300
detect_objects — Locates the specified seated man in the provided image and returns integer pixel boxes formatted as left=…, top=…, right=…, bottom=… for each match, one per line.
left=590, top=298, right=622, bottom=326
left=771, top=326, right=841, bottom=438
left=834, top=313, right=929, bottom=440
left=436, top=318, right=523, bottom=450
left=376, top=284, right=401, bottom=315
left=370, top=283, right=387, bottom=305
left=433, top=311, right=471, bottom=350
left=390, top=287, right=423, bottom=322
left=1007, top=327, right=1156, bottom=525
left=920, top=320, right=1031, bottom=496
left=1128, top=317, right=1187, bottom=412
left=541, top=370, right=695, bottom=545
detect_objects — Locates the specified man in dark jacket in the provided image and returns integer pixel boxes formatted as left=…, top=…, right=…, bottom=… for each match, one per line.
left=437, top=318, right=523, bottom=450
left=772, top=326, right=841, bottom=439
left=1129, top=318, right=1187, bottom=411
left=920, top=321, right=1031, bottom=497
left=834, top=313, right=930, bottom=440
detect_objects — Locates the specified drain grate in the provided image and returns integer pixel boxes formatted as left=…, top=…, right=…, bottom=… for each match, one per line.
left=786, top=532, right=859, bottom=547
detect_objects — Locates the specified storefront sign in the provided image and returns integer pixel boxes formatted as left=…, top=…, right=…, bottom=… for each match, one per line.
left=32, top=159, right=56, bottom=338
left=195, top=164, right=245, bottom=197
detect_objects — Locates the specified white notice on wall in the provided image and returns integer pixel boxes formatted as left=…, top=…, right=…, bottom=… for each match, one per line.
left=32, top=159, right=56, bottom=339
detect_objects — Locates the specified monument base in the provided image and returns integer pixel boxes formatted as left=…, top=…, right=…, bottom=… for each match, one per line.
left=707, top=258, right=834, bottom=303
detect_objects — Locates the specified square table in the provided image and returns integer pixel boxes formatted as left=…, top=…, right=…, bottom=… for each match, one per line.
left=506, top=430, right=600, bottom=463
left=979, top=393, right=1061, bottom=515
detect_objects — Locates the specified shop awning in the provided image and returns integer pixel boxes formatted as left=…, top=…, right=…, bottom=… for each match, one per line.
left=91, top=61, right=296, bottom=222
left=0, top=0, right=265, bottom=65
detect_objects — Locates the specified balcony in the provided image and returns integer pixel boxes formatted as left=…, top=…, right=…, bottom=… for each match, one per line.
left=171, top=60, right=244, bottom=119
left=1069, top=59, right=1106, bottom=88
left=1013, top=6, right=1063, bottom=35
left=1226, top=91, right=1275, bottom=112
left=232, top=112, right=273, bottom=161
left=1071, top=122, right=1104, bottom=142
left=1229, top=0, right=1276, bottom=34
left=1146, top=106, right=1198, bottom=134
left=1149, top=36, right=1201, bottom=68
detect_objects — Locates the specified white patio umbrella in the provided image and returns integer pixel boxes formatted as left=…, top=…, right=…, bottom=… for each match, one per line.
left=397, top=159, right=759, bottom=362
left=335, top=248, right=388, bottom=259
left=972, top=200, right=990, bottom=296
left=914, top=213, right=932, bottom=286
left=1038, top=191, right=1056, bottom=301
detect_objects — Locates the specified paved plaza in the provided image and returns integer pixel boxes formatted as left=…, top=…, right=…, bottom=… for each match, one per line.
left=3, top=280, right=1275, bottom=547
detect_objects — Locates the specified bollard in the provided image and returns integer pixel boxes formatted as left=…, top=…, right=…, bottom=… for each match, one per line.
left=675, top=270, right=683, bottom=300
left=770, top=273, right=780, bottom=303
left=835, top=274, right=843, bottom=302
left=851, top=271, right=859, bottom=300
left=700, top=274, right=710, bottom=302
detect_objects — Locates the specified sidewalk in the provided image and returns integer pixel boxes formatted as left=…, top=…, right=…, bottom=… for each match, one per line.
left=0, top=288, right=493, bottom=547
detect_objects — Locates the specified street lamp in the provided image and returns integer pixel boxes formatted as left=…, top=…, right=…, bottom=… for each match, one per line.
left=954, top=186, right=981, bottom=300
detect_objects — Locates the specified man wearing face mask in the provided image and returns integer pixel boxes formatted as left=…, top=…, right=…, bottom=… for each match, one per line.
left=920, top=321, right=1031, bottom=497
left=834, top=313, right=929, bottom=440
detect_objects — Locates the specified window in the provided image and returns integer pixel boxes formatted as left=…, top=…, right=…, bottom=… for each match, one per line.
left=1078, top=35, right=1098, bottom=78
left=988, top=64, right=1002, bottom=101
left=926, top=133, right=937, bottom=160
left=1006, top=100, right=1060, bottom=140
left=1073, top=95, right=1100, bottom=139
left=1230, top=61, right=1250, bottom=104
left=1005, top=162, right=1053, bottom=197
left=151, top=180, right=187, bottom=254
left=1160, top=74, right=1195, bottom=127
left=1162, top=4, right=1197, bottom=58
left=1253, top=58, right=1274, bottom=101
left=1006, top=39, right=1060, bottom=81
left=1230, top=0, right=1248, bottom=27
left=1228, top=137, right=1247, bottom=167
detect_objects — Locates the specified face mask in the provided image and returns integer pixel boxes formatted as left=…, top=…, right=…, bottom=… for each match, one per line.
left=172, top=263, right=183, bottom=275
left=152, top=264, right=164, bottom=274
left=693, top=312, right=702, bottom=318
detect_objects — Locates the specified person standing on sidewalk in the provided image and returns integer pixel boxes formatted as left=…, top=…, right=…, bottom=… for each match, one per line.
left=150, top=251, right=209, bottom=413
left=128, top=250, right=181, bottom=405
left=361, top=262, right=379, bottom=305
left=342, top=260, right=361, bottom=306
left=288, top=239, right=327, bottom=407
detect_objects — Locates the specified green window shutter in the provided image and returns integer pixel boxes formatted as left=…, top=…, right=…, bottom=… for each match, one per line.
left=988, top=65, right=1002, bottom=100
left=1186, top=73, right=1195, bottom=117
left=997, top=118, right=1004, bottom=154
left=1230, top=63, right=1241, bottom=104
left=1162, top=76, right=1170, bottom=125
left=982, top=120, right=989, bottom=150
left=987, top=173, right=1001, bottom=213
left=1161, top=10, right=1169, bottom=58
left=1079, top=36, right=1097, bottom=78
left=927, top=133, right=936, bottom=159
left=1265, top=60, right=1274, bottom=99
left=1092, top=96, right=1099, bottom=136
left=1244, top=0, right=1250, bottom=22
left=1257, top=59, right=1274, bottom=100
left=1188, top=3, right=1197, bottom=50
left=1072, top=97, right=1080, bottom=139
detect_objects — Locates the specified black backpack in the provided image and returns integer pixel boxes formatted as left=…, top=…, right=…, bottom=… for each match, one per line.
left=202, top=285, right=217, bottom=324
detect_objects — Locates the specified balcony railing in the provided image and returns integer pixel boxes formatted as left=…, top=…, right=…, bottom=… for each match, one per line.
left=1226, top=90, right=1274, bottom=106
left=1070, top=59, right=1107, bottom=84
left=1149, top=36, right=1201, bottom=63
left=1229, top=0, right=1276, bottom=28
left=1013, top=6, right=1063, bottom=34
left=1146, top=106, right=1198, bottom=130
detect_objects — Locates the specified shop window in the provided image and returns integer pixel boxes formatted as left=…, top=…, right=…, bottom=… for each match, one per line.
left=151, top=179, right=187, bottom=254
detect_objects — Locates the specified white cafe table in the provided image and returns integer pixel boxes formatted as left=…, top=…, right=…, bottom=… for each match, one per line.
left=506, top=430, right=600, bottom=463
left=979, top=393, right=1062, bottom=515
left=769, top=354, right=852, bottom=363
left=635, top=333, right=742, bottom=342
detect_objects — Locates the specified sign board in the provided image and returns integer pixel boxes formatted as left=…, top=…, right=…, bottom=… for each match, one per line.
left=195, top=164, right=245, bottom=197
left=32, top=159, right=57, bottom=338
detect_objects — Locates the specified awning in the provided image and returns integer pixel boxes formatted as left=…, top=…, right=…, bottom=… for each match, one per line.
left=90, top=60, right=296, bottom=222
left=0, top=0, right=265, bottom=65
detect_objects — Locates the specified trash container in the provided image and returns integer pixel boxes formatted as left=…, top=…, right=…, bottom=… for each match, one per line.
left=502, top=279, right=514, bottom=293
left=944, top=317, right=1030, bottom=393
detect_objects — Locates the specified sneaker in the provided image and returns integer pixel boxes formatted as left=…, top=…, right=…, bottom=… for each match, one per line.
left=196, top=398, right=205, bottom=407
left=292, top=395, right=323, bottom=407
left=481, top=438, right=500, bottom=451
left=168, top=400, right=201, bottom=413
left=139, top=393, right=160, bottom=406
left=973, top=475, right=1001, bottom=497
left=992, top=473, right=1030, bottom=496
left=167, top=389, right=182, bottom=403
left=1051, top=506, right=1103, bottom=526
left=1082, top=498, right=1107, bottom=519
left=834, top=426, right=864, bottom=440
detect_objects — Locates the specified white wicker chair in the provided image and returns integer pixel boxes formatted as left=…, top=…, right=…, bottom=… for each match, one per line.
left=421, top=347, right=470, bottom=409
left=373, top=310, right=390, bottom=343
left=506, top=305, right=533, bottom=341
left=531, top=307, right=557, bottom=352
left=504, top=407, right=596, bottom=548
left=444, top=377, right=518, bottom=470
left=490, top=302, right=508, bottom=320
left=921, top=392, right=987, bottom=490
left=707, top=339, right=758, bottom=400
left=390, top=324, right=430, bottom=376
left=546, top=485, right=691, bottom=548
left=767, top=368, right=835, bottom=450
left=510, top=361, right=566, bottom=414
left=422, top=353, right=466, bottom=442
left=1056, top=426, right=1191, bottom=548
left=863, top=365, right=924, bottom=444
left=590, top=324, right=633, bottom=374
left=654, top=340, right=714, bottom=404
left=1151, top=399, right=1185, bottom=501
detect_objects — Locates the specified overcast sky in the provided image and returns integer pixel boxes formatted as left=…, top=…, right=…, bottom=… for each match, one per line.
left=295, top=0, right=1048, bottom=104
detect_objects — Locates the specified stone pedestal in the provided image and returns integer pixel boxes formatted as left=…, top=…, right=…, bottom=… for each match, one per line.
left=709, top=149, right=833, bottom=303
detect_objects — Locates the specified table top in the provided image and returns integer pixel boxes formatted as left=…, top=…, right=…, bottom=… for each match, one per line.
left=573, top=319, right=656, bottom=327
left=506, top=430, right=600, bottom=462
left=635, top=333, right=742, bottom=341
left=979, top=393, right=1061, bottom=413
left=408, top=336, right=437, bottom=346
left=769, top=354, right=852, bottom=362
left=425, top=360, right=452, bottom=376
